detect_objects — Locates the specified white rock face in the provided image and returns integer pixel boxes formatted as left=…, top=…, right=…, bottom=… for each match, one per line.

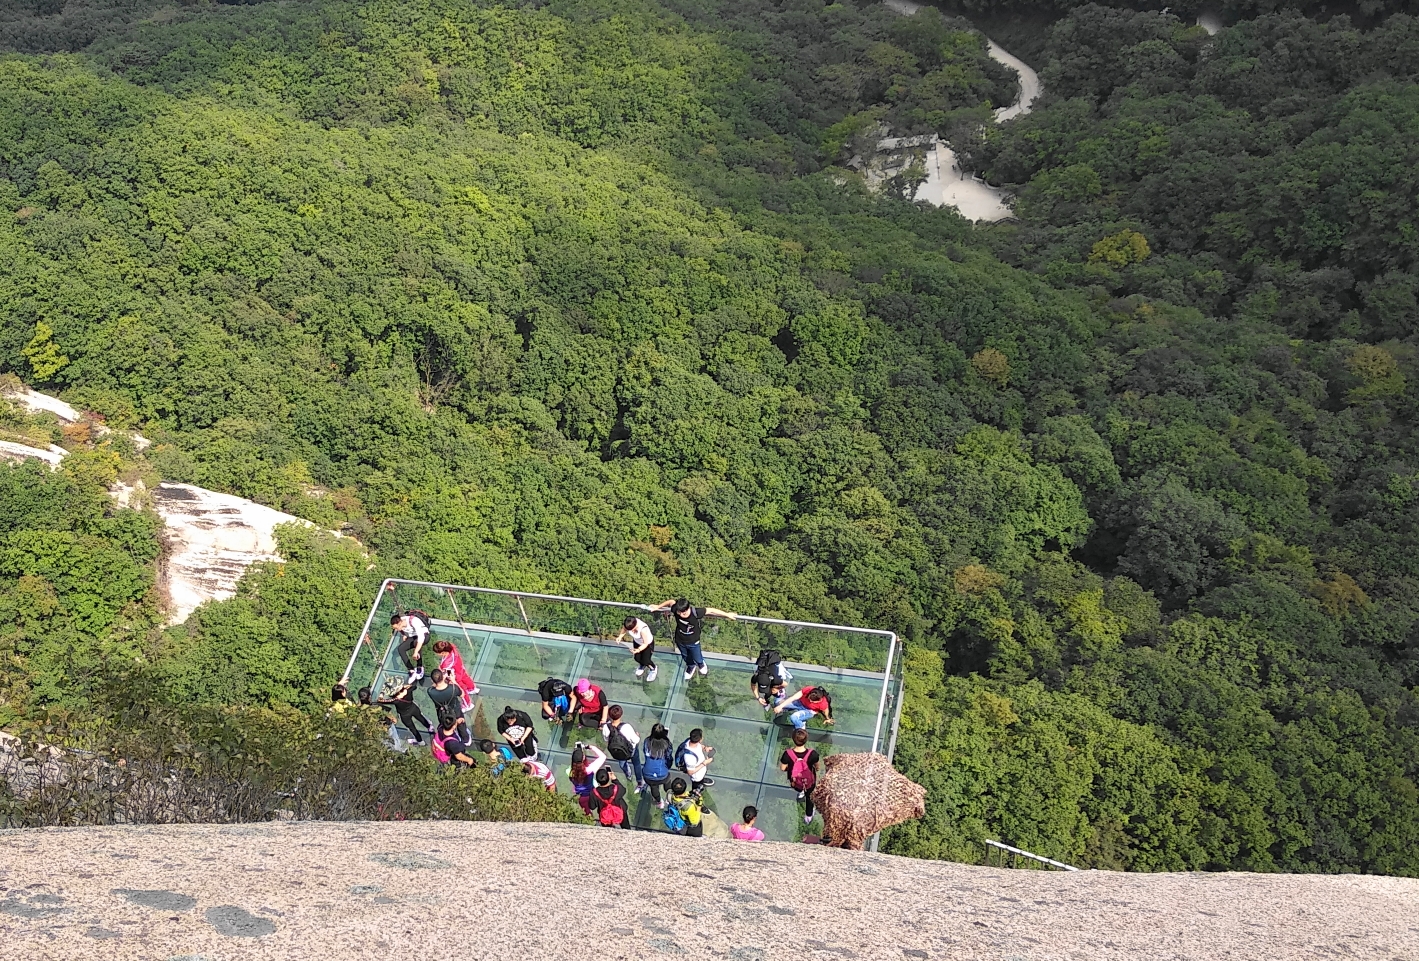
left=152, top=481, right=312, bottom=625
left=12, top=387, right=83, bottom=423
left=0, top=439, right=65, bottom=467
left=3, top=385, right=316, bottom=626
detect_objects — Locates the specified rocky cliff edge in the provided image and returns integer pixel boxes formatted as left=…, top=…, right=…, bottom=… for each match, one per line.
left=1, top=821, right=1415, bottom=960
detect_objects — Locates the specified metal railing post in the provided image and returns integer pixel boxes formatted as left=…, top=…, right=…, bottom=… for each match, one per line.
left=983, top=839, right=1079, bottom=871
left=342, top=578, right=393, bottom=685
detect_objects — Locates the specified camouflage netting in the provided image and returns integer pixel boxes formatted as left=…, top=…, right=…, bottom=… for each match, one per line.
left=814, top=752, right=926, bottom=850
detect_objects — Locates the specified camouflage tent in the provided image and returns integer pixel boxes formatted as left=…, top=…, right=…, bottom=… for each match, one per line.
left=814, top=752, right=926, bottom=850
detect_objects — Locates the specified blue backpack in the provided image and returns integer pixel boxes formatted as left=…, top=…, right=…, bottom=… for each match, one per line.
left=674, top=738, right=693, bottom=773
left=662, top=803, right=687, bottom=833
left=643, top=749, right=669, bottom=782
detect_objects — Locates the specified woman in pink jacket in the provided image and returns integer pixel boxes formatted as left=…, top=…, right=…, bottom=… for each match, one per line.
left=431, top=639, right=479, bottom=712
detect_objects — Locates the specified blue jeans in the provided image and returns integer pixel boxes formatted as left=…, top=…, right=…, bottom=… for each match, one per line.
left=677, top=641, right=704, bottom=670
left=619, top=744, right=644, bottom=785
left=789, top=708, right=816, bottom=730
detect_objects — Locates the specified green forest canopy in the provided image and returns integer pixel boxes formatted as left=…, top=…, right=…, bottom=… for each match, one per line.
left=1, top=0, right=1417, bottom=875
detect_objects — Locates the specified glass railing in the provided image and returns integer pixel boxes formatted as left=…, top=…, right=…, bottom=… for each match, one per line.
left=340, top=579, right=902, bottom=842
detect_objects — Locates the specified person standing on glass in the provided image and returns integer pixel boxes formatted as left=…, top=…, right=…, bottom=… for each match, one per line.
left=616, top=614, right=658, bottom=682
left=647, top=598, right=737, bottom=680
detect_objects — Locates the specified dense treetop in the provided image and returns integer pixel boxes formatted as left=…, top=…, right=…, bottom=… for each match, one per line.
left=0, top=0, right=1416, bottom=874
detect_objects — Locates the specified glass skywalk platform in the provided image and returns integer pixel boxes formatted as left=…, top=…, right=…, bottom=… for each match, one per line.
left=342, top=580, right=903, bottom=844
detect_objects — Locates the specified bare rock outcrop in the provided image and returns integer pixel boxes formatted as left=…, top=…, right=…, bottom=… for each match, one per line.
left=150, top=481, right=311, bottom=625
left=2, top=385, right=316, bottom=625
left=0, top=821, right=1415, bottom=960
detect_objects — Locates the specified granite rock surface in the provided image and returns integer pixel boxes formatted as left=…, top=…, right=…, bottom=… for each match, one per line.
left=1, top=821, right=1415, bottom=960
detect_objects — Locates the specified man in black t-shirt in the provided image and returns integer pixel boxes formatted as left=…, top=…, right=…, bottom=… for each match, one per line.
left=426, top=668, right=465, bottom=728
left=647, top=598, right=738, bottom=680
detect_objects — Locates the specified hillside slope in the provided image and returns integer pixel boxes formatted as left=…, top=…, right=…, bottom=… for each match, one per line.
left=2, top=821, right=1416, bottom=960
left=2, top=0, right=1419, bottom=877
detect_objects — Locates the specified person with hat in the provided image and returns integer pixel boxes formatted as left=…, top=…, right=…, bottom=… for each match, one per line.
left=375, top=676, right=435, bottom=746
left=572, top=678, right=609, bottom=729
left=647, top=598, right=738, bottom=680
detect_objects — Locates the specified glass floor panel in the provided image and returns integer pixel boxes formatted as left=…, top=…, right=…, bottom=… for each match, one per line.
left=368, top=621, right=896, bottom=843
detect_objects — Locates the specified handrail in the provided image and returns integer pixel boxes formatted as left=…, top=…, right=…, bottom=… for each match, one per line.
left=359, top=578, right=898, bottom=639
left=984, top=839, right=1079, bottom=871
left=340, top=577, right=393, bottom=685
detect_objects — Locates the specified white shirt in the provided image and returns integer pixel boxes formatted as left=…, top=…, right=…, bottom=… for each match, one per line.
left=684, top=742, right=708, bottom=782
left=601, top=720, right=641, bottom=747
left=626, top=618, right=653, bottom=650
left=403, top=615, right=429, bottom=644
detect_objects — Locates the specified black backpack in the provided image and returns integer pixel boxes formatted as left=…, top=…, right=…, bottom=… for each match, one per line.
left=606, top=722, right=634, bottom=761
left=406, top=608, right=433, bottom=631
left=538, top=677, right=571, bottom=701
left=674, top=737, right=693, bottom=773
left=755, top=649, right=783, bottom=675
left=434, top=686, right=464, bottom=727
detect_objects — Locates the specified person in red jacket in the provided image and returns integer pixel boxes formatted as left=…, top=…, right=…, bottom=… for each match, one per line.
left=774, top=685, right=834, bottom=731
left=572, top=677, right=609, bottom=729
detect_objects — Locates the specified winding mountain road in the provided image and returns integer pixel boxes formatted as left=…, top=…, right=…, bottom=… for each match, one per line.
left=880, top=0, right=1040, bottom=219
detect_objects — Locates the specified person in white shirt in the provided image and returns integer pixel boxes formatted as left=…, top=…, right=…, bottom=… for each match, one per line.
left=616, top=615, right=658, bottom=682
left=601, top=704, right=645, bottom=793
left=682, top=727, right=714, bottom=794
left=390, top=610, right=430, bottom=681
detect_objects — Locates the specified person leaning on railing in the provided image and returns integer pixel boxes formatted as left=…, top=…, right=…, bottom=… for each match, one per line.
left=646, top=598, right=737, bottom=680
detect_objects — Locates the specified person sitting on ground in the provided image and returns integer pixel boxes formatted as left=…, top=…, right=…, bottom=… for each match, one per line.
left=680, top=728, right=715, bottom=793
left=435, top=717, right=477, bottom=769
left=779, top=728, right=821, bottom=825
left=521, top=756, right=557, bottom=791
left=615, top=614, right=658, bottom=682
left=640, top=723, right=674, bottom=808
left=538, top=676, right=576, bottom=724
left=668, top=776, right=704, bottom=837
left=390, top=610, right=431, bottom=682
left=567, top=742, right=607, bottom=815
left=478, top=738, right=516, bottom=775
left=601, top=705, right=644, bottom=793
left=572, top=678, right=609, bottom=729
left=647, top=598, right=737, bottom=680
left=774, top=685, right=834, bottom=730
left=589, top=768, right=631, bottom=829
left=731, top=805, right=765, bottom=841
left=750, top=670, right=788, bottom=710
left=431, top=638, right=479, bottom=710
left=750, top=648, right=792, bottom=708
left=376, top=676, right=435, bottom=746
left=426, top=668, right=466, bottom=730
left=497, top=704, right=539, bottom=760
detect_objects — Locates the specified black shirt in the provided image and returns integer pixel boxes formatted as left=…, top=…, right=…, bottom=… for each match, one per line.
left=672, top=606, right=706, bottom=645
left=591, top=781, right=626, bottom=810
left=427, top=683, right=463, bottom=717
left=781, top=747, right=820, bottom=771
left=497, top=709, right=536, bottom=741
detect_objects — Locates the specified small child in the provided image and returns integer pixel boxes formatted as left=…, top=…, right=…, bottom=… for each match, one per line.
left=731, top=805, right=765, bottom=841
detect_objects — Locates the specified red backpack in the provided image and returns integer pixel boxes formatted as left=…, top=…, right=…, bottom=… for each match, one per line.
left=789, top=749, right=816, bottom=792
left=595, top=786, right=625, bottom=826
